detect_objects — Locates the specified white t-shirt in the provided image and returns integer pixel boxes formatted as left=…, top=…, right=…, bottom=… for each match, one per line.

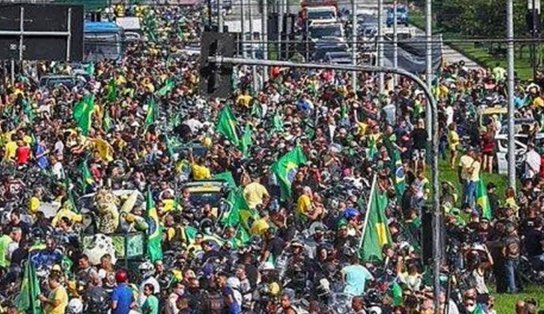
left=445, top=106, right=454, bottom=126
left=525, top=149, right=541, bottom=179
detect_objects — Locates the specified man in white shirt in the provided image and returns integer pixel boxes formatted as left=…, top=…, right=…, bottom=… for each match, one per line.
left=525, top=143, right=541, bottom=180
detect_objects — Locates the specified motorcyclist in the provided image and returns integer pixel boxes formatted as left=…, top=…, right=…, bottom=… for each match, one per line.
left=138, top=261, right=160, bottom=306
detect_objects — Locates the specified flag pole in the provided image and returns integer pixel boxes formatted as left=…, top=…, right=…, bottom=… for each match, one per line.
left=359, top=173, right=377, bottom=252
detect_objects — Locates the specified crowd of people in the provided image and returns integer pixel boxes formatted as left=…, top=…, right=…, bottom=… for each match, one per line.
left=0, top=2, right=543, bottom=314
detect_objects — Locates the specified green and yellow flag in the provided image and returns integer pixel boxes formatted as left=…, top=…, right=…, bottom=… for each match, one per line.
left=145, top=187, right=163, bottom=262
left=80, top=159, right=94, bottom=191
left=476, top=179, right=492, bottom=220
left=145, top=97, right=159, bottom=128
left=271, top=146, right=308, bottom=200
left=73, top=95, right=95, bottom=136
left=212, top=171, right=237, bottom=189
left=16, top=261, right=42, bottom=314
left=216, top=105, right=240, bottom=146
left=359, top=175, right=392, bottom=262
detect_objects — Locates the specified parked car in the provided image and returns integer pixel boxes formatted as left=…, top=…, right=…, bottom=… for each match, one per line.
left=324, top=51, right=352, bottom=65
left=312, top=42, right=349, bottom=61
left=386, top=5, right=409, bottom=27
left=308, top=22, right=345, bottom=43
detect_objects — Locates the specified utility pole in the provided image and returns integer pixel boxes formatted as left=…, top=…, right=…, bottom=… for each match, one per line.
left=351, top=0, right=357, bottom=90
left=425, top=0, right=432, bottom=141
left=530, top=0, right=541, bottom=80
left=377, top=0, right=384, bottom=93
left=249, top=0, right=259, bottom=90
left=507, top=0, right=516, bottom=189
left=241, top=0, right=245, bottom=56
left=262, top=0, right=269, bottom=81
left=279, top=0, right=284, bottom=59
left=393, top=0, right=398, bottom=86
left=286, top=0, right=290, bottom=59
left=218, top=0, right=224, bottom=32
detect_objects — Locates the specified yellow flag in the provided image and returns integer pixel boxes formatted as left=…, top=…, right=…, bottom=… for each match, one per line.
left=91, top=138, right=114, bottom=162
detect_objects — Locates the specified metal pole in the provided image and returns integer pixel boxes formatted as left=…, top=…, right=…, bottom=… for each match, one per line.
left=393, top=1, right=398, bottom=86
left=19, top=7, right=24, bottom=61
left=262, top=0, right=269, bottom=81
left=279, top=0, right=284, bottom=59
left=351, top=0, right=357, bottom=90
left=10, top=60, right=15, bottom=84
left=241, top=0, right=245, bottom=56
left=249, top=0, right=259, bottom=90
left=507, top=0, right=516, bottom=189
left=533, top=0, right=537, bottom=79
left=377, top=0, right=384, bottom=92
left=286, top=0, right=290, bottom=59
left=425, top=0, right=433, bottom=141
left=218, top=0, right=224, bottom=32
left=67, top=8, right=72, bottom=61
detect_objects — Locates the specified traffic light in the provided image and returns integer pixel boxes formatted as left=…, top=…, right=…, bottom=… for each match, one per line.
left=199, top=31, right=235, bottom=99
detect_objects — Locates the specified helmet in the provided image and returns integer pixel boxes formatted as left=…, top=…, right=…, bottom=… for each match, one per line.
left=67, top=298, right=83, bottom=314
left=138, top=261, right=155, bottom=278
left=115, top=269, right=128, bottom=283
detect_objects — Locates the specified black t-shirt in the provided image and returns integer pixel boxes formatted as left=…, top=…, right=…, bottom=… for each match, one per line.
left=411, top=128, right=428, bottom=150
left=265, top=237, right=285, bottom=260
left=525, top=228, right=544, bottom=257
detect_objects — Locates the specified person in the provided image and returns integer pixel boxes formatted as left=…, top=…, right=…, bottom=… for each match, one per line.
left=448, top=122, right=460, bottom=169
left=480, top=126, right=495, bottom=173
left=279, top=290, right=297, bottom=314
left=243, top=176, right=270, bottom=209
left=40, top=272, right=68, bottom=314
left=111, top=270, right=134, bottom=314
left=166, top=282, right=184, bottom=314
left=141, top=283, right=159, bottom=314
left=411, top=119, right=428, bottom=172
left=351, top=296, right=366, bottom=314
left=215, top=272, right=242, bottom=314
left=524, top=142, right=541, bottom=180
left=502, top=223, right=521, bottom=293
left=341, top=253, right=374, bottom=296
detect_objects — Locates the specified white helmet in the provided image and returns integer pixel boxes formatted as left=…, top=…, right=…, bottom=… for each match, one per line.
left=68, top=298, right=83, bottom=314
left=138, top=261, right=155, bottom=278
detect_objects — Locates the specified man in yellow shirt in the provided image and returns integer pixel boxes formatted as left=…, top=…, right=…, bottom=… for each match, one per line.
left=3, top=134, right=18, bottom=161
left=296, top=186, right=321, bottom=220
left=244, top=177, right=269, bottom=209
left=40, top=273, right=68, bottom=314
left=189, top=150, right=211, bottom=180
left=236, top=90, right=253, bottom=108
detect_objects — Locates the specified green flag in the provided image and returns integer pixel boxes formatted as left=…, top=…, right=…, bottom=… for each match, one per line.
left=271, top=146, right=308, bottom=200
left=157, top=79, right=175, bottom=96
left=221, top=188, right=249, bottom=227
left=73, top=95, right=95, bottom=136
left=146, top=187, right=163, bottom=262
left=64, top=177, right=79, bottom=213
left=212, top=171, right=237, bottom=189
left=367, top=136, right=378, bottom=160
left=216, top=105, right=240, bottom=146
left=145, top=97, right=159, bottom=128
left=476, top=179, right=492, bottom=219
left=390, top=282, right=403, bottom=306
left=80, top=159, right=94, bottom=192
left=16, top=261, right=42, bottom=314
left=106, top=78, right=117, bottom=102
left=239, top=124, right=253, bottom=157
left=232, top=226, right=251, bottom=249
left=84, top=63, right=95, bottom=76
left=272, top=110, right=284, bottom=132
left=359, top=175, right=392, bottom=262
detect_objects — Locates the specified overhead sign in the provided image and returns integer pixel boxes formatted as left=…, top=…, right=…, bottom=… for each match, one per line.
left=0, top=4, right=84, bottom=61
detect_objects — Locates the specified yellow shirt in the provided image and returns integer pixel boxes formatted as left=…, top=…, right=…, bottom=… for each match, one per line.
left=296, top=194, right=312, bottom=216
left=250, top=218, right=269, bottom=236
left=44, top=286, right=68, bottom=314
left=29, top=197, right=40, bottom=214
left=244, top=182, right=269, bottom=209
left=469, top=160, right=481, bottom=182
left=4, top=141, right=18, bottom=160
left=191, top=164, right=211, bottom=180
left=236, top=94, right=253, bottom=108
left=52, top=207, right=83, bottom=226
left=459, top=155, right=474, bottom=181
left=448, top=130, right=460, bottom=150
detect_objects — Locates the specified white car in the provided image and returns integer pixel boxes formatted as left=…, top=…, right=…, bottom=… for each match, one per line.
left=495, top=120, right=544, bottom=174
left=305, top=6, right=338, bottom=25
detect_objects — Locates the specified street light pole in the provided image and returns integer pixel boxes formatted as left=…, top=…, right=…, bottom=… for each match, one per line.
left=393, top=0, right=398, bottom=86
left=377, top=0, right=384, bottom=93
left=507, top=0, right=516, bottom=189
left=218, top=0, right=224, bottom=32
left=425, top=0, right=433, bottom=141
left=262, top=0, right=269, bottom=81
left=351, top=0, right=357, bottom=90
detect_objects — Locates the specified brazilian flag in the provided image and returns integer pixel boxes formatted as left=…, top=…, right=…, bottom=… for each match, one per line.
left=271, top=146, right=307, bottom=200
left=359, top=175, right=392, bottom=262
left=145, top=187, right=163, bottom=262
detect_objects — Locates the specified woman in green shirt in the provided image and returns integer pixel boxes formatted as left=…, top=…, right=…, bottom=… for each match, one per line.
left=141, top=283, right=159, bottom=314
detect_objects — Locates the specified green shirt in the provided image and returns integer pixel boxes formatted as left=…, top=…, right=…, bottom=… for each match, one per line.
left=0, top=235, right=12, bottom=268
left=142, top=295, right=159, bottom=314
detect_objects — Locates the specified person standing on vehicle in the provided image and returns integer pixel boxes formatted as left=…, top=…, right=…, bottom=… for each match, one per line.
left=502, top=223, right=521, bottom=293
left=111, top=270, right=134, bottom=314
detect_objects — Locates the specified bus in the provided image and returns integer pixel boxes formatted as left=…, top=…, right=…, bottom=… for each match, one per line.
left=84, top=21, right=125, bottom=62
